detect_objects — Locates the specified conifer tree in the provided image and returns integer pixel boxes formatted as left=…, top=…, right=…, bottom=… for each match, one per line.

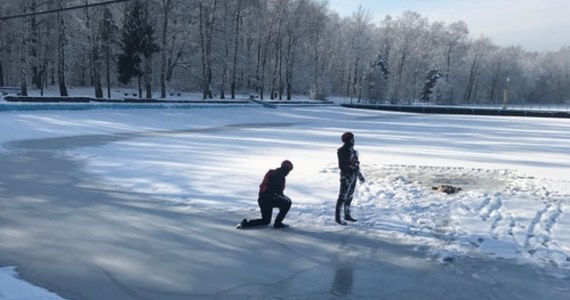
left=420, top=69, right=442, bottom=102
left=117, top=0, right=158, bottom=98
left=362, top=54, right=389, bottom=103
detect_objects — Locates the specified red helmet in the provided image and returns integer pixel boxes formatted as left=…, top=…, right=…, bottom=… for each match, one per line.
left=341, top=132, right=354, bottom=143
left=281, top=160, right=294, bottom=171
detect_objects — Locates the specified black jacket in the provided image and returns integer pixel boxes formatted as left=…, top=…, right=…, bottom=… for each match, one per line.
left=337, top=144, right=360, bottom=175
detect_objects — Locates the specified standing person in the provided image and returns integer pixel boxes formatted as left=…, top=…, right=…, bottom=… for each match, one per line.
left=335, top=132, right=365, bottom=225
left=237, top=160, right=294, bottom=229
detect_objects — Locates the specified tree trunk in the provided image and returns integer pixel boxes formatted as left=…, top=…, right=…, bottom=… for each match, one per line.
left=57, top=6, right=68, bottom=97
left=259, top=55, right=266, bottom=100
left=0, top=61, right=4, bottom=86
left=219, top=0, right=230, bottom=100
left=346, top=72, right=351, bottom=98
left=352, top=58, right=359, bottom=97
left=271, top=27, right=281, bottom=100
left=50, top=59, right=55, bottom=85
left=39, top=0, right=54, bottom=96
left=255, top=33, right=262, bottom=98
left=160, top=0, right=171, bottom=98
left=92, top=40, right=103, bottom=98
left=312, top=35, right=320, bottom=99
left=489, top=64, right=502, bottom=102
left=85, top=1, right=103, bottom=98
left=230, top=0, right=241, bottom=99
left=199, top=3, right=206, bottom=99
left=284, top=35, right=294, bottom=100
left=94, top=69, right=103, bottom=98
left=278, top=41, right=283, bottom=100
left=20, top=3, right=30, bottom=96
left=220, top=65, right=226, bottom=99
left=30, top=0, right=42, bottom=89
left=92, top=31, right=103, bottom=99
left=258, top=15, right=277, bottom=100
left=286, top=52, right=294, bottom=100
left=199, top=0, right=216, bottom=99
left=472, top=77, right=479, bottom=102
left=144, top=54, right=152, bottom=98
left=392, top=47, right=408, bottom=100
left=106, top=44, right=111, bottom=98
left=138, top=75, right=142, bottom=98
left=445, top=45, right=452, bottom=80
left=464, top=57, right=479, bottom=102
left=220, top=43, right=227, bottom=99
left=81, top=0, right=89, bottom=88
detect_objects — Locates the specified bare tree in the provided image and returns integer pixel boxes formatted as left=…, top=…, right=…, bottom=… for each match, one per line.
left=198, top=0, right=217, bottom=99
left=56, top=1, right=68, bottom=96
left=282, top=0, right=314, bottom=100
left=347, top=7, right=374, bottom=101
left=99, top=7, right=118, bottom=98
left=304, top=1, right=328, bottom=100
left=218, top=0, right=233, bottom=99
left=254, top=1, right=280, bottom=99
left=463, top=38, right=493, bottom=103
left=390, top=11, right=427, bottom=101
left=83, top=1, right=104, bottom=98
left=29, top=0, right=43, bottom=90
left=443, top=21, right=468, bottom=79
left=158, top=0, right=173, bottom=98
left=229, top=0, right=243, bottom=99
left=268, top=0, right=288, bottom=100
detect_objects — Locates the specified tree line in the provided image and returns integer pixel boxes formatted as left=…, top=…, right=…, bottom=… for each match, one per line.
left=1, top=0, right=569, bottom=105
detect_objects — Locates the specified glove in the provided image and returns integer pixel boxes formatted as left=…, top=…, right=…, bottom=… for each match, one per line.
left=357, top=172, right=365, bottom=183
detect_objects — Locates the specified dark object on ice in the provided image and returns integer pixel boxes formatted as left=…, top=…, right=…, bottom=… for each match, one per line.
left=432, top=185, right=462, bottom=194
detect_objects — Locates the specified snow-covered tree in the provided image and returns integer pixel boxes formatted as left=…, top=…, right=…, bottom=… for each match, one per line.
left=361, top=53, right=389, bottom=103
left=431, top=76, right=452, bottom=104
left=388, top=11, right=428, bottom=102
left=0, top=0, right=569, bottom=104
left=420, top=69, right=442, bottom=102
left=303, top=1, right=328, bottom=100
left=346, top=7, right=375, bottom=102
left=281, top=0, right=319, bottom=100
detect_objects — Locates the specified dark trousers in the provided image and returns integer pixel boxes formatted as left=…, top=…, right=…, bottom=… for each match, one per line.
left=245, top=194, right=291, bottom=227
left=336, top=173, right=356, bottom=220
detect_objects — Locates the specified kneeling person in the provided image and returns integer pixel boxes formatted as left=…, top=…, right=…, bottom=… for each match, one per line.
left=237, top=160, right=294, bottom=229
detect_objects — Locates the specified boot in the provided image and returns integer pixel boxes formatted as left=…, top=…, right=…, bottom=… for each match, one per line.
left=274, top=222, right=289, bottom=229
left=336, top=218, right=347, bottom=225
left=336, top=217, right=347, bottom=225
left=236, top=218, right=248, bottom=229
left=344, top=204, right=357, bottom=222
left=335, top=205, right=347, bottom=225
left=345, top=214, right=357, bottom=222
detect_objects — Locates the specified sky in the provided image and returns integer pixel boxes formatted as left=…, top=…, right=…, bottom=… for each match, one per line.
left=328, top=0, right=570, bottom=52
left=0, top=93, right=569, bottom=298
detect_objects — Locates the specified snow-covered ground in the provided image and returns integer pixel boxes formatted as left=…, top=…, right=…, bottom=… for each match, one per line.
left=0, top=104, right=569, bottom=299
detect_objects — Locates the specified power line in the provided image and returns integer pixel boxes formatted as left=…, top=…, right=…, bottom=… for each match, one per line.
left=0, top=0, right=132, bottom=21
